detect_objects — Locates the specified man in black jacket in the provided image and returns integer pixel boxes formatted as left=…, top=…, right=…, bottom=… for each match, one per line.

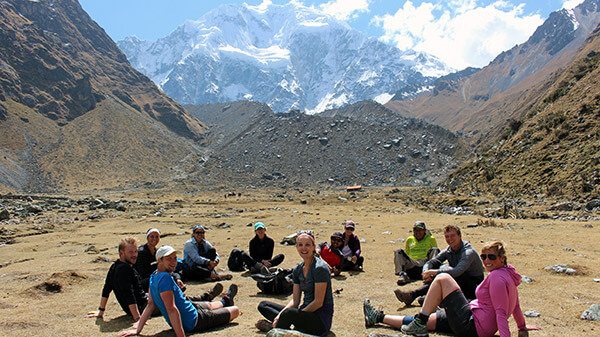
left=87, top=236, right=147, bottom=321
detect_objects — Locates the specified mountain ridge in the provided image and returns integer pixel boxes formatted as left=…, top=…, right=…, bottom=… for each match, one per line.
left=117, top=2, right=451, bottom=113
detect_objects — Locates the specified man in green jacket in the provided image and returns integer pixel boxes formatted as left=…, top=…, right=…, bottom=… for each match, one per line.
left=394, top=221, right=439, bottom=285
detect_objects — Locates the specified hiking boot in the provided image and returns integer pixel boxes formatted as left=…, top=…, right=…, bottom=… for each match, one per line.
left=401, top=319, right=429, bottom=336
left=221, top=284, right=238, bottom=306
left=187, top=282, right=222, bottom=302
left=206, top=282, right=224, bottom=301
left=416, top=295, right=425, bottom=306
left=363, top=298, right=383, bottom=328
left=397, top=272, right=411, bottom=286
left=394, top=288, right=414, bottom=306
left=255, top=319, right=272, bottom=332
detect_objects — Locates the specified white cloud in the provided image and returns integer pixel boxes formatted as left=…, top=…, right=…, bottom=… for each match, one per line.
left=562, top=0, right=585, bottom=10
left=319, top=0, right=370, bottom=21
left=373, top=1, right=544, bottom=70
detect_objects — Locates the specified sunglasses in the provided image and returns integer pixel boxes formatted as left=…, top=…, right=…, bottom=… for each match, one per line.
left=480, top=254, right=498, bottom=261
left=194, top=231, right=205, bottom=235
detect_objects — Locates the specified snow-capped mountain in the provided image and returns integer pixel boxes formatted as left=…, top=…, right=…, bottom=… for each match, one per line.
left=118, top=2, right=452, bottom=113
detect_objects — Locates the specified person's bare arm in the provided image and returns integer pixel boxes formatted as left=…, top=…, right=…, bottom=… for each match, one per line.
left=300, top=282, right=326, bottom=312
left=161, top=290, right=186, bottom=337
left=85, top=296, right=108, bottom=318
left=118, top=293, right=156, bottom=336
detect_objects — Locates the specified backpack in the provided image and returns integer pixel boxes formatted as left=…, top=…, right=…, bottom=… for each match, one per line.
left=252, top=268, right=293, bottom=295
left=227, top=248, right=245, bottom=272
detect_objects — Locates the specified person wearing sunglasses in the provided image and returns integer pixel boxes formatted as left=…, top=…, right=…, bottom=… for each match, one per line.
left=364, top=241, right=542, bottom=337
left=318, top=232, right=345, bottom=276
left=182, top=225, right=232, bottom=281
left=394, top=221, right=440, bottom=285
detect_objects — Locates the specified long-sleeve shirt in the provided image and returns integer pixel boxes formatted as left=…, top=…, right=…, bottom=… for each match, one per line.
left=183, top=237, right=219, bottom=268
left=101, top=260, right=147, bottom=315
left=471, top=264, right=527, bottom=337
left=134, top=243, right=157, bottom=285
left=249, top=234, right=275, bottom=262
left=423, top=240, right=484, bottom=278
left=342, top=233, right=361, bottom=258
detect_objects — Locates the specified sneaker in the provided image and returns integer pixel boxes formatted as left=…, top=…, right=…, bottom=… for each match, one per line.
left=363, top=298, right=383, bottom=328
left=394, top=288, right=414, bottom=306
left=397, top=272, right=411, bottom=286
left=401, top=319, right=429, bottom=336
left=221, top=284, right=238, bottom=306
left=416, top=295, right=425, bottom=306
left=255, top=319, right=272, bottom=332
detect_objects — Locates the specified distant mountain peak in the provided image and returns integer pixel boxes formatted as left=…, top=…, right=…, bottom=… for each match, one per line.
left=118, top=2, right=451, bottom=113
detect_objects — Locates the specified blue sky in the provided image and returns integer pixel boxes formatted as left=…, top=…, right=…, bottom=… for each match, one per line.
left=80, top=0, right=585, bottom=69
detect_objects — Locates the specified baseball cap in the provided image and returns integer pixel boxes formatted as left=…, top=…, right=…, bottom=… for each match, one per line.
left=344, top=220, right=355, bottom=229
left=254, top=222, right=266, bottom=230
left=146, top=228, right=160, bottom=237
left=331, top=232, right=343, bottom=240
left=413, top=221, right=426, bottom=230
left=155, top=245, right=177, bottom=260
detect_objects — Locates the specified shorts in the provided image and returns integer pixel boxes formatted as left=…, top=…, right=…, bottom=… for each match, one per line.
left=434, top=290, right=478, bottom=337
left=191, top=303, right=231, bottom=332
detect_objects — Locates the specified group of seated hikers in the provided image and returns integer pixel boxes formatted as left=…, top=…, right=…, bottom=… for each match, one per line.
left=87, top=219, right=541, bottom=337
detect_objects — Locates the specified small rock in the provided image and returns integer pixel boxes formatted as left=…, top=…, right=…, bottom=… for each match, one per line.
left=583, top=224, right=593, bottom=228
left=466, top=223, right=479, bottom=228
left=585, top=199, right=600, bottom=211
left=92, top=256, right=110, bottom=263
left=548, top=201, right=575, bottom=211
left=381, top=230, right=392, bottom=235
left=521, top=276, right=534, bottom=284
left=115, top=203, right=126, bottom=211
left=88, top=213, right=100, bottom=220
left=581, top=304, right=600, bottom=321
left=544, top=264, right=576, bottom=275
left=84, top=245, right=99, bottom=254
left=524, top=310, right=540, bottom=317
left=593, top=278, right=600, bottom=282
left=300, top=199, right=307, bottom=204
left=0, top=208, right=9, bottom=221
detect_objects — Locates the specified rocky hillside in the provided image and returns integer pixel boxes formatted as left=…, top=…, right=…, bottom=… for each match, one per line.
left=0, top=0, right=205, bottom=192
left=187, top=101, right=469, bottom=188
left=443, top=23, right=600, bottom=201
left=386, top=0, right=600, bottom=138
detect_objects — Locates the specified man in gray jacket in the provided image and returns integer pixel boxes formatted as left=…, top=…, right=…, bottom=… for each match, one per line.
left=183, top=225, right=232, bottom=281
left=394, top=224, right=484, bottom=306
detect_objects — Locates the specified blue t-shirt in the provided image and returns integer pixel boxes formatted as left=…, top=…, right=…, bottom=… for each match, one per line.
left=292, top=256, right=334, bottom=332
left=149, top=271, right=197, bottom=332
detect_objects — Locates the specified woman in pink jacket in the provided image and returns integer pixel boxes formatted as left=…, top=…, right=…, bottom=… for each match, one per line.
left=364, top=241, right=541, bottom=337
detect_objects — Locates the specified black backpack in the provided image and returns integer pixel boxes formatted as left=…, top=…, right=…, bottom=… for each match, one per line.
left=227, top=248, right=246, bottom=272
left=252, top=268, right=293, bottom=295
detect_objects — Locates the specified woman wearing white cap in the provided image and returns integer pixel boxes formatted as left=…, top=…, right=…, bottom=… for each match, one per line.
left=135, top=228, right=161, bottom=290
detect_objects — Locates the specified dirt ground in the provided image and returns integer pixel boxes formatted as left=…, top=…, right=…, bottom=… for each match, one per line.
left=0, top=188, right=599, bottom=337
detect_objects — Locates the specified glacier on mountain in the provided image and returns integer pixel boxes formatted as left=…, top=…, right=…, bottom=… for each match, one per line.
left=118, top=2, right=453, bottom=113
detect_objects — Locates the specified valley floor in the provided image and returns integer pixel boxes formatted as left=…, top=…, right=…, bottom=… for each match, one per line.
left=0, top=188, right=598, bottom=336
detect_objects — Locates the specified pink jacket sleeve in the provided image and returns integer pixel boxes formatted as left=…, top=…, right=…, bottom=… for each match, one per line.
left=489, top=275, right=512, bottom=337
left=512, top=295, right=527, bottom=331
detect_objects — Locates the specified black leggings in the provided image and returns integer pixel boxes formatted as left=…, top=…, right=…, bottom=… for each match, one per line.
left=258, top=301, right=326, bottom=336
left=241, top=252, right=285, bottom=270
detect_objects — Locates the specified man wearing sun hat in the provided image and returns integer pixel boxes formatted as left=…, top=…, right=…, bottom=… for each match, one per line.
left=394, top=221, right=439, bottom=285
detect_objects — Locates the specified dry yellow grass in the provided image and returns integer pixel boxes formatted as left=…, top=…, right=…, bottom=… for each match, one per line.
left=0, top=188, right=598, bottom=337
